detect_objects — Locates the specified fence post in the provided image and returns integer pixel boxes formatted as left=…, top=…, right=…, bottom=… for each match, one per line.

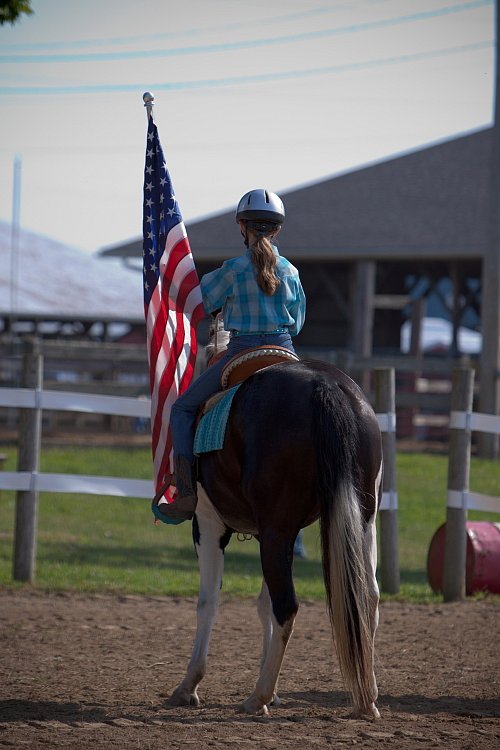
left=374, top=368, right=400, bottom=594
left=442, top=367, right=475, bottom=602
left=13, top=338, right=43, bottom=582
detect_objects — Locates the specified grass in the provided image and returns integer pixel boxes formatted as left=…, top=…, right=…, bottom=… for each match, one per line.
left=0, top=444, right=499, bottom=603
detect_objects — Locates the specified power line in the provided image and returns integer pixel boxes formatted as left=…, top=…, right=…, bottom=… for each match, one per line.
left=0, top=1, right=491, bottom=65
left=0, top=4, right=348, bottom=52
left=0, top=40, right=492, bottom=96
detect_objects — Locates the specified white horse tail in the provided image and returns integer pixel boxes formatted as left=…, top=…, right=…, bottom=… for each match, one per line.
left=312, top=378, right=375, bottom=716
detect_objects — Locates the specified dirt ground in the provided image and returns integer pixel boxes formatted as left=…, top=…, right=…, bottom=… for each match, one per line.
left=0, top=592, right=498, bottom=750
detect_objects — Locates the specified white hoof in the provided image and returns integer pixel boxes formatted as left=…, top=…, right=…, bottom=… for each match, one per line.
left=167, top=686, right=200, bottom=707
left=351, top=702, right=380, bottom=720
left=238, top=696, right=269, bottom=716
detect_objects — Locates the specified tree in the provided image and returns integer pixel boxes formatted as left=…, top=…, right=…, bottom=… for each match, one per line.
left=0, top=0, right=33, bottom=25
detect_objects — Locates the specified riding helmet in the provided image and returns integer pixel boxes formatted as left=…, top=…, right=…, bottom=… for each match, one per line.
left=235, top=189, right=285, bottom=226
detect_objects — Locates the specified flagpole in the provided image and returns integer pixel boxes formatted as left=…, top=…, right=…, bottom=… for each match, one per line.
left=143, top=91, right=154, bottom=120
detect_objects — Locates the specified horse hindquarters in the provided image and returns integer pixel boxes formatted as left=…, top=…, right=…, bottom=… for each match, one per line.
left=313, top=379, right=380, bottom=719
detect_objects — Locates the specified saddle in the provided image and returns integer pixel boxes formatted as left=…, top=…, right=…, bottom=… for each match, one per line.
left=201, top=346, right=299, bottom=416
left=220, top=345, right=299, bottom=388
left=195, top=347, right=299, bottom=455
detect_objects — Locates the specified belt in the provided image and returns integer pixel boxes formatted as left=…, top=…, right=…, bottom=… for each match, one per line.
left=231, top=328, right=289, bottom=337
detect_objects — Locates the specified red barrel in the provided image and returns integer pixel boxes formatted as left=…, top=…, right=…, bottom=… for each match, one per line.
left=427, top=521, right=500, bottom=595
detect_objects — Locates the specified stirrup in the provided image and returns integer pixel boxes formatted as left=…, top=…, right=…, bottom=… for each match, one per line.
left=152, top=459, right=197, bottom=525
left=152, top=495, right=193, bottom=525
left=152, top=478, right=191, bottom=526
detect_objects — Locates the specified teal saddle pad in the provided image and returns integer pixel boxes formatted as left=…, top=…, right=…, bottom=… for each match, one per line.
left=194, top=384, right=242, bottom=455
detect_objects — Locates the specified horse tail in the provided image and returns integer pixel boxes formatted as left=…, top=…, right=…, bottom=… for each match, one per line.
left=312, top=378, right=374, bottom=713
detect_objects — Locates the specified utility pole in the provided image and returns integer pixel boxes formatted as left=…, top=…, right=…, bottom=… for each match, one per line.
left=10, top=154, right=21, bottom=335
left=478, top=1, right=500, bottom=458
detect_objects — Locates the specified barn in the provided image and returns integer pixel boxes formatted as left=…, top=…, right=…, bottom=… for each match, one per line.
left=101, top=126, right=491, bottom=358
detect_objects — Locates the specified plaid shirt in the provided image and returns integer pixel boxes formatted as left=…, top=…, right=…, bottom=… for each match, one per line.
left=200, top=246, right=306, bottom=336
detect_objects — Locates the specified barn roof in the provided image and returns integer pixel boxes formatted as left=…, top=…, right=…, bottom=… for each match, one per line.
left=101, top=127, right=492, bottom=263
left=0, top=222, right=143, bottom=321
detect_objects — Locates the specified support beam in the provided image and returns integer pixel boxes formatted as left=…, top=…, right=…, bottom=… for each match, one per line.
left=478, top=1, right=500, bottom=458
left=350, top=261, right=376, bottom=392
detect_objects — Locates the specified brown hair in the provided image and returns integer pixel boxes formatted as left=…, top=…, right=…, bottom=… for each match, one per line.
left=249, top=235, right=280, bottom=295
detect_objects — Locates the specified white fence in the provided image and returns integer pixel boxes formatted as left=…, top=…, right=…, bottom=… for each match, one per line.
left=0, top=385, right=397, bottom=507
left=1, top=361, right=400, bottom=592
left=442, top=367, right=500, bottom=602
left=447, top=409, right=500, bottom=513
left=0, top=387, right=154, bottom=499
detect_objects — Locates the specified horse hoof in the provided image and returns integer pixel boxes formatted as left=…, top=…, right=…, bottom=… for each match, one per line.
left=238, top=698, right=269, bottom=716
left=270, top=692, right=281, bottom=707
left=167, top=687, right=200, bottom=707
left=350, top=703, right=380, bottom=721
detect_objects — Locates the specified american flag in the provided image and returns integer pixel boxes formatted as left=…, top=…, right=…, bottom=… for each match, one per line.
left=142, top=115, right=204, bottom=501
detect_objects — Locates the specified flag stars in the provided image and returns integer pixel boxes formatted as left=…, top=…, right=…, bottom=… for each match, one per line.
left=146, top=164, right=154, bottom=175
left=145, top=198, right=154, bottom=208
left=145, top=181, right=153, bottom=192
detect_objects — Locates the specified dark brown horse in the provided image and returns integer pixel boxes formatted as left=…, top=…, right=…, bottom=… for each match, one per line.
left=167, top=325, right=383, bottom=718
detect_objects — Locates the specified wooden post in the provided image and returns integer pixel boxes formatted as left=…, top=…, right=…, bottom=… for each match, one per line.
left=442, top=367, right=475, bottom=602
left=374, top=368, right=400, bottom=594
left=351, top=261, right=376, bottom=393
left=13, top=339, right=43, bottom=582
left=408, top=297, right=425, bottom=439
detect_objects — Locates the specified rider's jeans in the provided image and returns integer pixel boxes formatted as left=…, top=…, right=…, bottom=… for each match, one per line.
left=170, top=332, right=295, bottom=464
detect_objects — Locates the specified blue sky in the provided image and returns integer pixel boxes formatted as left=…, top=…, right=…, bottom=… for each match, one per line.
left=0, top=0, right=495, bottom=254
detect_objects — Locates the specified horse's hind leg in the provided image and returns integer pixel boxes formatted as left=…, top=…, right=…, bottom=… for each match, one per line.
left=168, top=489, right=229, bottom=707
left=241, top=533, right=297, bottom=715
left=257, top=581, right=281, bottom=706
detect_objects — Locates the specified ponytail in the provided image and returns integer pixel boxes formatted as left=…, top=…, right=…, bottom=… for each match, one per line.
left=249, top=235, right=280, bottom=296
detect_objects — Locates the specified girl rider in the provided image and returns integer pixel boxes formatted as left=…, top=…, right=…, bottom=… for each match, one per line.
left=161, top=189, right=306, bottom=522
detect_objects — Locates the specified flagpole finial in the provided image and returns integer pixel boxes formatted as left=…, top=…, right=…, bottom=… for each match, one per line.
left=143, top=91, right=154, bottom=120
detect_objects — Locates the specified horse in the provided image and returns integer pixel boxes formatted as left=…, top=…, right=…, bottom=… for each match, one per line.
left=167, top=319, right=383, bottom=719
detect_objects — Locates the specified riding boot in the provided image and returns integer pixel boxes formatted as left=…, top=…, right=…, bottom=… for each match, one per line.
left=157, top=456, right=198, bottom=521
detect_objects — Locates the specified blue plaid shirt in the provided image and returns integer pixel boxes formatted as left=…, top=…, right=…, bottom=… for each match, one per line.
left=200, top=246, right=306, bottom=336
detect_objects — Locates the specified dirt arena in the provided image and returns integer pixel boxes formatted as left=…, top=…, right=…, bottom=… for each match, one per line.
left=0, top=591, right=498, bottom=749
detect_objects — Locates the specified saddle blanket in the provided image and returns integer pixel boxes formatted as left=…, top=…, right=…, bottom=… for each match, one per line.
left=194, top=384, right=242, bottom=455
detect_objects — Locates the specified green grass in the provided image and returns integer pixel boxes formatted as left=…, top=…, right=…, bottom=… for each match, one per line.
left=0, top=445, right=498, bottom=603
